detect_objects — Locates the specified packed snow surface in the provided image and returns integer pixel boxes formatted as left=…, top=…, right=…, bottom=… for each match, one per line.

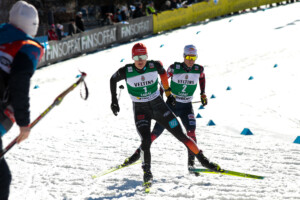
left=4, top=3, right=300, bottom=200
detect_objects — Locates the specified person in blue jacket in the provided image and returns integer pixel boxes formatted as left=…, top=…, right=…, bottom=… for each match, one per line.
left=0, top=1, right=44, bottom=199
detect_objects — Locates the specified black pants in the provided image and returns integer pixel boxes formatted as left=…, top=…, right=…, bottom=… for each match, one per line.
left=133, top=96, right=199, bottom=171
left=0, top=137, right=11, bottom=200
left=152, top=101, right=196, bottom=139
left=152, top=101, right=197, bottom=158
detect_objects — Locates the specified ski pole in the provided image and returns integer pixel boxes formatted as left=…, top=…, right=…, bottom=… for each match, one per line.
left=192, top=100, right=202, bottom=104
left=0, top=72, right=88, bottom=159
left=118, top=85, right=124, bottom=101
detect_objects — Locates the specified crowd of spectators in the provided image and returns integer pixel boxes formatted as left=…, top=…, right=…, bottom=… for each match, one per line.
left=46, top=0, right=299, bottom=41
left=47, top=0, right=206, bottom=40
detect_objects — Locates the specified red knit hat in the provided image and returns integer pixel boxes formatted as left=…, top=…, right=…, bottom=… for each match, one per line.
left=132, top=43, right=147, bottom=57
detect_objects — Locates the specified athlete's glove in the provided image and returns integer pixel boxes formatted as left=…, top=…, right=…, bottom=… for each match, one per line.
left=111, top=98, right=120, bottom=116
left=167, top=94, right=176, bottom=107
left=201, top=94, right=207, bottom=106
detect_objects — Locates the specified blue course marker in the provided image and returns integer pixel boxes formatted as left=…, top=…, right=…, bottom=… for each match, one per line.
left=196, top=113, right=202, bottom=118
left=210, top=94, right=216, bottom=99
left=273, top=64, right=278, bottom=68
left=293, top=136, right=300, bottom=144
left=248, top=76, right=254, bottom=80
left=199, top=105, right=205, bottom=110
left=76, top=74, right=81, bottom=78
left=207, top=120, right=216, bottom=126
left=33, top=85, right=39, bottom=89
left=196, top=31, right=201, bottom=34
left=120, top=58, right=125, bottom=62
left=226, top=86, right=232, bottom=90
left=160, top=44, right=164, bottom=48
left=241, top=128, right=253, bottom=135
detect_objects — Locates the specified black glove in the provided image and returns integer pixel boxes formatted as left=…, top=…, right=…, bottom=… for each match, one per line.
left=201, top=94, right=207, bottom=106
left=166, top=94, right=176, bottom=107
left=111, top=99, right=120, bottom=116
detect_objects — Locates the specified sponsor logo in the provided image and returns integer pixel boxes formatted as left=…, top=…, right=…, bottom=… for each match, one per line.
left=195, top=66, right=199, bottom=70
left=128, top=66, right=133, bottom=72
left=134, top=80, right=154, bottom=87
left=176, top=64, right=180, bottom=69
left=169, top=118, right=178, bottom=128
left=188, top=114, right=195, bottom=119
left=149, top=63, right=154, bottom=68
left=178, top=80, right=194, bottom=84
left=137, top=114, right=145, bottom=120
left=176, top=96, right=191, bottom=100
left=185, top=74, right=189, bottom=79
left=189, top=121, right=196, bottom=126
left=163, top=111, right=171, bottom=117
left=141, top=75, right=145, bottom=81
left=0, top=56, right=11, bottom=66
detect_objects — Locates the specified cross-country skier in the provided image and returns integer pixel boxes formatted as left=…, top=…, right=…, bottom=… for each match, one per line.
left=0, top=1, right=44, bottom=199
left=121, top=44, right=208, bottom=173
left=110, top=43, right=221, bottom=187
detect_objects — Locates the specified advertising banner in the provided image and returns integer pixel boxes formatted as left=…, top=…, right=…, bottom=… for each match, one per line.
left=153, top=0, right=286, bottom=34
left=80, top=26, right=117, bottom=54
left=153, top=0, right=229, bottom=33
left=117, top=16, right=153, bottom=43
left=39, top=34, right=82, bottom=67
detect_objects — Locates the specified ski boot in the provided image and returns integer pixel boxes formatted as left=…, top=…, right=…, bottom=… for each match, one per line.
left=187, top=154, right=200, bottom=176
left=196, top=152, right=222, bottom=172
left=122, top=148, right=141, bottom=167
left=142, top=164, right=153, bottom=192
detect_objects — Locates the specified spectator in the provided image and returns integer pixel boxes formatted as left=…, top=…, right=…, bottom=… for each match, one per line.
left=0, top=2, right=44, bottom=199
left=161, top=0, right=172, bottom=11
left=120, top=6, right=128, bottom=21
left=47, top=24, right=58, bottom=41
left=146, top=1, right=157, bottom=16
left=68, top=19, right=81, bottom=36
left=187, top=0, right=196, bottom=4
left=170, top=0, right=178, bottom=9
left=56, top=24, right=65, bottom=40
left=75, top=11, right=85, bottom=32
left=103, top=13, right=114, bottom=26
left=132, top=3, right=144, bottom=19
left=177, top=0, right=188, bottom=8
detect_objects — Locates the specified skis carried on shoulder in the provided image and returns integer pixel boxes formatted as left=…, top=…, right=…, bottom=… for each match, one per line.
left=189, top=168, right=265, bottom=179
left=92, top=160, right=142, bottom=179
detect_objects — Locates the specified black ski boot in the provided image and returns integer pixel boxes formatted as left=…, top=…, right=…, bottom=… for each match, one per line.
left=188, top=154, right=200, bottom=176
left=196, top=152, right=222, bottom=172
left=142, top=164, right=153, bottom=192
left=122, top=148, right=141, bottom=167
left=143, top=170, right=153, bottom=183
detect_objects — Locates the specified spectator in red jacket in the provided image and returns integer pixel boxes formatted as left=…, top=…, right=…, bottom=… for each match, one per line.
left=47, top=24, right=58, bottom=41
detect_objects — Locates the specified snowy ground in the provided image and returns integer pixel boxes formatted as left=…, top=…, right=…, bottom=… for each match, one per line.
left=3, top=3, right=300, bottom=200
